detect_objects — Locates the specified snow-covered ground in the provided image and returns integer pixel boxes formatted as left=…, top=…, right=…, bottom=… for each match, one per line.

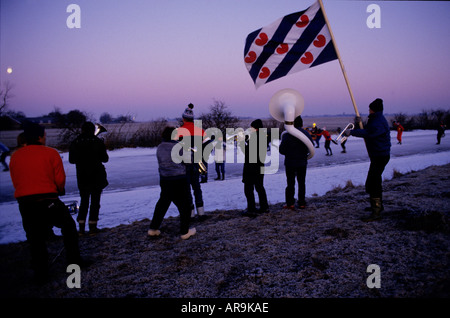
left=1, top=129, right=449, bottom=244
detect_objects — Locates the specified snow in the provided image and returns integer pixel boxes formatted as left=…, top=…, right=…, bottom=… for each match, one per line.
left=1, top=129, right=449, bottom=244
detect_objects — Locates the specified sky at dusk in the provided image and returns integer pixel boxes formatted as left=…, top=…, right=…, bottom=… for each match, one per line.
left=1, top=0, right=450, bottom=122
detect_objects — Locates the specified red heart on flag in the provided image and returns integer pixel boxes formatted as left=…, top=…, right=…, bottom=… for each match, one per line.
left=276, top=43, right=289, bottom=54
left=255, top=33, right=268, bottom=46
left=259, top=67, right=270, bottom=79
left=296, top=15, right=309, bottom=28
left=300, top=52, right=313, bottom=64
left=245, top=51, right=257, bottom=64
left=313, top=35, right=326, bottom=48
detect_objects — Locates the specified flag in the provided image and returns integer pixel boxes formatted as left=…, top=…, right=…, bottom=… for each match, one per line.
left=244, top=1, right=338, bottom=88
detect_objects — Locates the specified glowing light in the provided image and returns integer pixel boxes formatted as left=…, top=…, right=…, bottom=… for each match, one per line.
left=6, top=67, right=13, bottom=74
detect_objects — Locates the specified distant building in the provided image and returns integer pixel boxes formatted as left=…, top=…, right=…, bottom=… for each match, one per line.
left=25, top=116, right=57, bottom=127
left=0, top=115, right=60, bottom=131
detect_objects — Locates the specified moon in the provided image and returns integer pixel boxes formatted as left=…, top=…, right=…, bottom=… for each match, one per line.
left=6, top=67, right=13, bottom=74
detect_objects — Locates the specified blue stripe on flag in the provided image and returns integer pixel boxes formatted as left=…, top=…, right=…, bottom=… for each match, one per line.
left=247, top=11, right=304, bottom=82
left=244, top=1, right=338, bottom=87
left=311, top=41, right=338, bottom=68
left=244, top=28, right=261, bottom=57
left=266, top=8, right=326, bottom=84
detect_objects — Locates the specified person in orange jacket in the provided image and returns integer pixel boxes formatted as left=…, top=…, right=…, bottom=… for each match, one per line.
left=9, top=122, right=88, bottom=283
left=393, top=121, right=404, bottom=144
left=176, top=103, right=209, bottom=220
left=318, top=127, right=333, bottom=156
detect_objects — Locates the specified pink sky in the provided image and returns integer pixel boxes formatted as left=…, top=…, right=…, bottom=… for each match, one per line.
left=1, top=0, right=450, bottom=121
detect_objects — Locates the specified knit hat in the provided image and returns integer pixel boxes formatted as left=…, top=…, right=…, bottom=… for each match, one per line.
left=369, top=98, right=383, bottom=112
left=182, top=103, right=194, bottom=120
left=81, top=121, right=95, bottom=135
left=250, top=119, right=263, bottom=130
left=294, top=115, right=303, bottom=128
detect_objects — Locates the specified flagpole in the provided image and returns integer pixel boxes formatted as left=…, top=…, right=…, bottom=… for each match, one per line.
left=318, top=0, right=363, bottom=128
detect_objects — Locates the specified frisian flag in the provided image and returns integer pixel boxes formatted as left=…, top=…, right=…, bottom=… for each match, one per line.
left=244, top=1, right=338, bottom=88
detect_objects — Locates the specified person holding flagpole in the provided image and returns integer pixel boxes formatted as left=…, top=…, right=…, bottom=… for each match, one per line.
left=244, top=0, right=389, bottom=221
left=350, top=99, right=391, bottom=221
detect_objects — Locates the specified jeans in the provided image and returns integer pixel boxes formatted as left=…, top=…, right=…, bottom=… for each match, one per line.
left=186, top=164, right=204, bottom=208
left=215, top=162, right=225, bottom=178
left=150, top=178, right=193, bottom=235
left=365, top=155, right=390, bottom=198
left=18, top=197, right=81, bottom=276
left=285, top=165, right=307, bottom=206
left=77, top=189, right=102, bottom=224
left=243, top=174, right=268, bottom=211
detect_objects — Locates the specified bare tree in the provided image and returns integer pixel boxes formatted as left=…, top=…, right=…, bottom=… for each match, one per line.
left=199, top=99, right=239, bottom=135
left=100, top=112, right=113, bottom=124
left=0, top=81, right=14, bottom=115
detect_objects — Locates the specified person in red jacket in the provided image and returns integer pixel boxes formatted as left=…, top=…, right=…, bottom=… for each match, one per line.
left=318, top=127, right=333, bottom=156
left=175, top=103, right=208, bottom=220
left=9, top=122, right=87, bottom=283
left=392, top=121, right=404, bottom=144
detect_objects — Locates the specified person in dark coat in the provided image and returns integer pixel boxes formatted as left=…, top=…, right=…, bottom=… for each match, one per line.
left=436, top=122, right=446, bottom=145
left=69, top=122, right=109, bottom=234
left=240, top=119, right=269, bottom=216
left=279, top=115, right=313, bottom=210
left=350, top=98, right=391, bottom=221
left=310, top=123, right=322, bottom=148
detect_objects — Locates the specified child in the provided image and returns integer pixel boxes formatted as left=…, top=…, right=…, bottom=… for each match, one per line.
left=148, top=126, right=196, bottom=240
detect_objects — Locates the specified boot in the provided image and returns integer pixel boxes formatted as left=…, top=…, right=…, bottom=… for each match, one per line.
left=221, top=173, right=225, bottom=180
left=181, top=228, right=196, bottom=240
left=364, top=196, right=384, bottom=212
left=362, top=197, right=383, bottom=222
left=197, top=206, right=205, bottom=216
left=197, top=206, right=208, bottom=221
left=89, top=221, right=100, bottom=234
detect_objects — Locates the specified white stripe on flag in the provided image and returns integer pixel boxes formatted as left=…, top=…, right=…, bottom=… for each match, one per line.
left=244, top=16, right=284, bottom=73
left=244, top=1, right=338, bottom=88
left=252, top=2, right=321, bottom=88
left=277, top=24, right=333, bottom=85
